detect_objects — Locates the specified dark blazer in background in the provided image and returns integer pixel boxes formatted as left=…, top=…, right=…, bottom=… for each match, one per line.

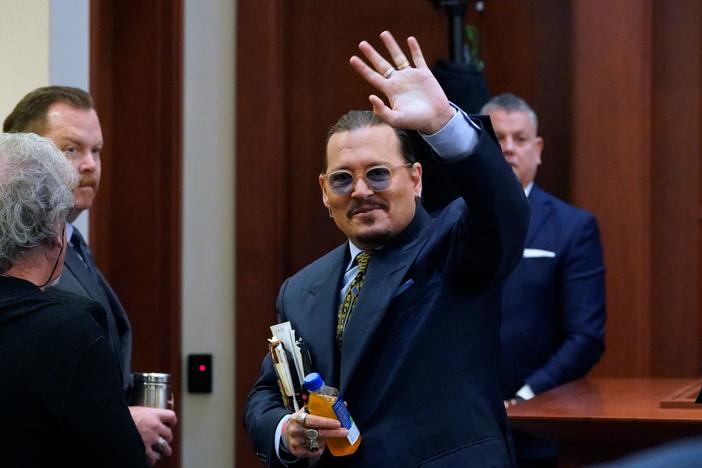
left=499, top=185, right=605, bottom=461
left=500, top=184, right=606, bottom=398
left=52, top=233, right=133, bottom=393
left=244, top=116, right=530, bottom=467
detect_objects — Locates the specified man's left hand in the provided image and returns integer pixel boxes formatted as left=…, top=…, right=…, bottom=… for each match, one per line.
left=129, top=406, right=178, bottom=465
left=349, top=31, right=455, bottom=135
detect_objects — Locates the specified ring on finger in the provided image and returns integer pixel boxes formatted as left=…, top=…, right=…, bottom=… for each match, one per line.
left=308, top=438, right=320, bottom=451
left=383, top=67, right=395, bottom=79
left=295, top=411, right=308, bottom=426
left=397, top=61, right=410, bottom=70
left=306, top=429, right=320, bottom=452
left=155, top=436, right=167, bottom=453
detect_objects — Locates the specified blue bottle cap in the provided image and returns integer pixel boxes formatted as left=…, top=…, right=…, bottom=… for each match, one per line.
left=303, top=372, right=324, bottom=391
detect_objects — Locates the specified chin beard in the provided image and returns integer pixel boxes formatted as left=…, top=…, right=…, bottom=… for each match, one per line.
left=356, top=230, right=393, bottom=248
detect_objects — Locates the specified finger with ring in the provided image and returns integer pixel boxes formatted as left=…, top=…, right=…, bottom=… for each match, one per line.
left=308, top=438, right=320, bottom=451
left=383, top=67, right=395, bottom=79
left=295, top=411, right=308, bottom=426
left=156, top=436, right=167, bottom=452
left=378, top=31, right=410, bottom=69
left=306, top=428, right=320, bottom=452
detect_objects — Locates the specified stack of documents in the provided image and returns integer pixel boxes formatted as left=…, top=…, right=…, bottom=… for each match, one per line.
left=268, top=321, right=311, bottom=410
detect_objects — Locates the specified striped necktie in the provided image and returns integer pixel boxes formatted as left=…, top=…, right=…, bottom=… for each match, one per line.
left=336, top=250, right=371, bottom=350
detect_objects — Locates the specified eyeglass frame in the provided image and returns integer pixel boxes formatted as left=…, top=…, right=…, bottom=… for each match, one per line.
left=321, top=162, right=415, bottom=195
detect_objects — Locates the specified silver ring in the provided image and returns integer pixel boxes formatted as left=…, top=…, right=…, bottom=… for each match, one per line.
left=306, top=428, right=320, bottom=451
left=295, top=411, right=308, bottom=427
left=383, top=67, right=395, bottom=79
left=156, top=436, right=167, bottom=452
left=397, top=61, right=410, bottom=70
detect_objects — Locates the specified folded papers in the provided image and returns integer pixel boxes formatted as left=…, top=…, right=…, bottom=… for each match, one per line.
left=268, top=321, right=311, bottom=410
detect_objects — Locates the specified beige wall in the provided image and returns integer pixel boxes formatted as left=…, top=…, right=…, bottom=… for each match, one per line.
left=182, top=0, right=236, bottom=466
left=0, top=0, right=49, bottom=122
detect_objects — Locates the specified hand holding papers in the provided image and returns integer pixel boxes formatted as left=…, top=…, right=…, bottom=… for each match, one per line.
left=268, top=337, right=298, bottom=410
left=268, top=322, right=311, bottom=410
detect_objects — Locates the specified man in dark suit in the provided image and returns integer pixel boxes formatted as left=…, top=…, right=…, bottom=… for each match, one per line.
left=244, top=32, right=529, bottom=467
left=481, top=93, right=606, bottom=466
left=3, top=86, right=177, bottom=466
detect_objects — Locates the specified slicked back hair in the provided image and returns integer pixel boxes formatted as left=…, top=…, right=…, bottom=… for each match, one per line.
left=323, top=110, right=416, bottom=172
left=3, top=86, right=94, bottom=135
left=480, top=93, right=539, bottom=132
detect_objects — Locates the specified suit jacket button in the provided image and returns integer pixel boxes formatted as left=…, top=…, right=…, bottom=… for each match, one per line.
left=256, top=452, right=267, bottom=463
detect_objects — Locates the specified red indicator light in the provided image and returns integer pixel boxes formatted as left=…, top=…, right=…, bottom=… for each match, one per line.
left=199, top=364, right=206, bottom=372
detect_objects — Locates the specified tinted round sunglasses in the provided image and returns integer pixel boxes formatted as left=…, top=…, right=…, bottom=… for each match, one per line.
left=322, top=163, right=414, bottom=195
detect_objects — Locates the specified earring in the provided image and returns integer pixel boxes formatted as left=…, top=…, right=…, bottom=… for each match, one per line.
left=328, top=207, right=334, bottom=218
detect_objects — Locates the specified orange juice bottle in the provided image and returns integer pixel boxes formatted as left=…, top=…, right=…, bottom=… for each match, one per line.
left=303, top=372, right=361, bottom=456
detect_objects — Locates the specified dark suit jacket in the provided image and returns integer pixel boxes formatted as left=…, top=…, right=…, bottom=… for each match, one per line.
left=52, top=239, right=133, bottom=393
left=244, top=116, right=530, bottom=467
left=500, top=184, right=606, bottom=399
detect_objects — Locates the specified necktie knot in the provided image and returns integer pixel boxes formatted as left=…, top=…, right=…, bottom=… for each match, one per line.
left=70, top=228, right=97, bottom=276
left=70, top=230, right=84, bottom=250
left=355, top=250, right=371, bottom=274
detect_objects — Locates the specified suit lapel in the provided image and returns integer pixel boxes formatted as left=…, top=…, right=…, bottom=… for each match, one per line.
left=339, top=204, right=431, bottom=392
left=61, top=245, right=129, bottom=384
left=525, top=185, right=552, bottom=245
left=62, top=245, right=111, bottom=310
left=301, top=245, right=348, bottom=387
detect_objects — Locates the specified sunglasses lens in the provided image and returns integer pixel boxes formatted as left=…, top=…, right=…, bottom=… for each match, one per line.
left=328, top=171, right=353, bottom=194
left=366, top=167, right=391, bottom=191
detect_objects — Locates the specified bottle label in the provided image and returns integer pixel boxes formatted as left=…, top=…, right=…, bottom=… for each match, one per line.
left=332, top=398, right=360, bottom=444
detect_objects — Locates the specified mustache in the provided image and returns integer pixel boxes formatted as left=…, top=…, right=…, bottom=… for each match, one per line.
left=347, top=198, right=388, bottom=218
left=78, top=176, right=98, bottom=188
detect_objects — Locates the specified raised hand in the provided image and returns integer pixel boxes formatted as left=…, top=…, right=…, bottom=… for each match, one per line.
left=349, top=31, right=455, bottom=135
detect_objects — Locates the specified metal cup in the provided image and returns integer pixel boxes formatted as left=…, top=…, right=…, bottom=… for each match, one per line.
left=132, top=372, right=174, bottom=409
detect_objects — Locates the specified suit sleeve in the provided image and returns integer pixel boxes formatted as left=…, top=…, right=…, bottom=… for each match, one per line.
left=525, top=214, right=606, bottom=394
left=243, top=278, right=302, bottom=467
left=439, top=115, right=530, bottom=292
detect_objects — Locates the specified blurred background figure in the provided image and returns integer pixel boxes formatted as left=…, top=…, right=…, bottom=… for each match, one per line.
left=482, top=93, right=606, bottom=467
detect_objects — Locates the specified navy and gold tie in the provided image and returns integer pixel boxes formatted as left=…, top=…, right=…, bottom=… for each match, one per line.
left=336, top=250, right=371, bottom=350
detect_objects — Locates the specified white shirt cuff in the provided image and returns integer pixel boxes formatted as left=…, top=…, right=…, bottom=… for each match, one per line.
left=274, top=415, right=298, bottom=464
left=516, top=384, right=535, bottom=400
left=421, top=103, right=480, bottom=161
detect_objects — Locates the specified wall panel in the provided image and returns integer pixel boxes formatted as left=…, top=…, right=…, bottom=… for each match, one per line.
left=90, top=2, right=183, bottom=467
left=649, top=0, right=701, bottom=376
left=571, top=0, right=653, bottom=377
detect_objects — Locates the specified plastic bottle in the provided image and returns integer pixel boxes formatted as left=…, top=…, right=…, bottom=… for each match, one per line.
left=303, top=372, right=361, bottom=456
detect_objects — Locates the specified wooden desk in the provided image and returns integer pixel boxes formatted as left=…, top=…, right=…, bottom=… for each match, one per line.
left=507, top=378, right=702, bottom=466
